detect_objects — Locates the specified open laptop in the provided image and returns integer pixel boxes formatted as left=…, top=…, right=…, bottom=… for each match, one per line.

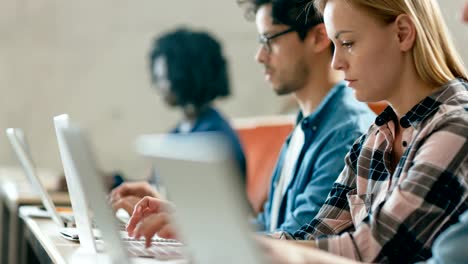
left=54, top=116, right=186, bottom=262
left=6, top=128, right=73, bottom=227
left=53, top=114, right=99, bottom=250
left=135, top=132, right=265, bottom=264
left=53, top=115, right=129, bottom=240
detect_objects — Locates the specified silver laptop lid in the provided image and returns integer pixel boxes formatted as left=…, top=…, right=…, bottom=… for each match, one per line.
left=6, top=128, right=66, bottom=227
left=59, top=124, right=130, bottom=264
left=136, top=132, right=264, bottom=264
left=53, top=114, right=97, bottom=253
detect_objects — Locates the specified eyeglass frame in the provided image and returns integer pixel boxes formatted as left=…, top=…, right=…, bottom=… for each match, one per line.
left=258, top=27, right=297, bottom=53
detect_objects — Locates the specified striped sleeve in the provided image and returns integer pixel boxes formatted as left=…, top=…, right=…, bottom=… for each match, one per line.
left=315, top=113, right=468, bottom=263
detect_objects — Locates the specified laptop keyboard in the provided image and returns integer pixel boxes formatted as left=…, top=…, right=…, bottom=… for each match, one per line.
left=124, top=240, right=186, bottom=260
left=122, top=236, right=180, bottom=243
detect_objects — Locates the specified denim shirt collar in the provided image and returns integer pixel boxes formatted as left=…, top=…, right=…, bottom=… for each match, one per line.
left=172, top=105, right=217, bottom=133
left=295, top=81, right=347, bottom=132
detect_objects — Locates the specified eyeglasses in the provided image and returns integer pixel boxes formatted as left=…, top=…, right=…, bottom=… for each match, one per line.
left=258, top=27, right=296, bottom=53
left=151, top=77, right=171, bottom=92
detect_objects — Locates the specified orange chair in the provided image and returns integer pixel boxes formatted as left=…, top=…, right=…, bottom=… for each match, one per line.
left=234, top=116, right=294, bottom=213
left=235, top=102, right=385, bottom=214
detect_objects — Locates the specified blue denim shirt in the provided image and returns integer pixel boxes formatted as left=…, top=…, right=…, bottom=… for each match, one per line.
left=172, top=106, right=247, bottom=180
left=255, top=82, right=375, bottom=234
left=426, top=211, right=468, bottom=264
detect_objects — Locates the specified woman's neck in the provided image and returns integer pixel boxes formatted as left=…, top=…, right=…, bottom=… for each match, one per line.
left=386, top=62, right=437, bottom=119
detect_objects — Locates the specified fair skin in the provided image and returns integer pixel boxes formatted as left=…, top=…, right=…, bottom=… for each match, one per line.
left=255, top=4, right=343, bottom=117
left=121, top=2, right=344, bottom=246
left=325, top=0, right=436, bottom=169
left=109, top=181, right=159, bottom=215
left=257, top=236, right=358, bottom=264
left=260, top=0, right=449, bottom=262
left=121, top=0, right=468, bottom=257
left=126, top=196, right=176, bottom=247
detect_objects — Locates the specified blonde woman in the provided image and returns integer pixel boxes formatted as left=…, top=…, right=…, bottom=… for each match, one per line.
left=260, top=0, right=468, bottom=263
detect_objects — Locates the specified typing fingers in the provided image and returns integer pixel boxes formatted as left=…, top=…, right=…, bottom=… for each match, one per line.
left=132, top=212, right=173, bottom=247
left=157, top=224, right=177, bottom=240
left=111, top=196, right=139, bottom=215
left=127, top=196, right=162, bottom=235
left=109, top=183, right=129, bottom=203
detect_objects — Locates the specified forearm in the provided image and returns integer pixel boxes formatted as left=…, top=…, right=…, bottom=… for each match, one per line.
left=259, top=236, right=360, bottom=264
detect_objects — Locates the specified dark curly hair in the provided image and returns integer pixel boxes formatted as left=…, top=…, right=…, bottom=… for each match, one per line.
left=149, top=28, right=230, bottom=108
left=237, top=0, right=324, bottom=40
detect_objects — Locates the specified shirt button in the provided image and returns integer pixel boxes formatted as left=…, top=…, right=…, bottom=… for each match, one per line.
left=375, top=117, right=385, bottom=126
left=400, top=117, right=411, bottom=128
left=312, top=126, right=317, bottom=131
left=402, top=141, right=408, bottom=147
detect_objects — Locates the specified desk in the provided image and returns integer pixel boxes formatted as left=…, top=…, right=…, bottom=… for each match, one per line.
left=19, top=207, right=79, bottom=264
left=0, top=166, right=68, bottom=264
left=19, top=208, right=187, bottom=264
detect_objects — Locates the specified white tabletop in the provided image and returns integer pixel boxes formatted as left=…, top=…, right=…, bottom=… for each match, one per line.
left=19, top=206, right=188, bottom=264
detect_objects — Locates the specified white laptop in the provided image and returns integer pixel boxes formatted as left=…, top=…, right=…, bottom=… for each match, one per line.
left=6, top=128, right=73, bottom=227
left=54, top=115, right=186, bottom=263
left=53, top=115, right=130, bottom=241
left=135, top=132, right=265, bottom=264
left=53, top=114, right=98, bottom=250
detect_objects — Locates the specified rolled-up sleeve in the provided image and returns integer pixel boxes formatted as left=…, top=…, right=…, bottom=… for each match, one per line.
left=315, top=118, right=468, bottom=262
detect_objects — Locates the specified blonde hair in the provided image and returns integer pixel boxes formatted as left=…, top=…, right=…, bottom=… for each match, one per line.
left=311, top=0, right=467, bottom=87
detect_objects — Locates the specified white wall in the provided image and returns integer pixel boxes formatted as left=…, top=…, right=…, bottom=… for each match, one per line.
left=0, top=0, right=466, bottom=179
left=0, top=0, right=285, bottom=179
left=440, top=0, right=468, bottom=70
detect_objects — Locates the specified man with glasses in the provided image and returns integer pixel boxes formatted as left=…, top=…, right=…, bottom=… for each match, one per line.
left=237, top=0, right=375, bottom=234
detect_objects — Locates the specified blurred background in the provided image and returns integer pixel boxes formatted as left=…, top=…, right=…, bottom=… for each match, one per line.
left=0, top=0, right=466, bottom=180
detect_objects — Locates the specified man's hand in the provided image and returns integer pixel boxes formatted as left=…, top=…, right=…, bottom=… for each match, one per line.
left=126, top=196, right=177, bottom=247
left=110, top=195, right=141, bottom=215
left=109, top=181, right=159, bottom=215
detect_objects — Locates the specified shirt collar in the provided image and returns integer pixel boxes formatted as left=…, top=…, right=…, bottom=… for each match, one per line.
left=375, top=78, right=468, bottom=128
left=296, top=81, right=347, bottom=129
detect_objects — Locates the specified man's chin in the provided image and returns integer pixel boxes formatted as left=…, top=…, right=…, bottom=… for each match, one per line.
left=273, top=86, right=293, bottom=96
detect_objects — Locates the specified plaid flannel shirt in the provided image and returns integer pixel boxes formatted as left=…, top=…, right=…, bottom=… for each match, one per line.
left=288, top=78, right=468, bottom=263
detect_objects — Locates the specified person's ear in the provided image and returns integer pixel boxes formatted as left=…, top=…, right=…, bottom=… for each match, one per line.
left=394, top=14, right=416, bottom=52
left=305, top=24, right=332, bottom=53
